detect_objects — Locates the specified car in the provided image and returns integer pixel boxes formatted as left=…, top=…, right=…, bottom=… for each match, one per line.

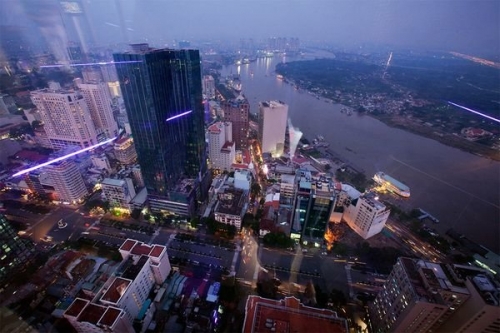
left=40, top=236, right=53, bottom=243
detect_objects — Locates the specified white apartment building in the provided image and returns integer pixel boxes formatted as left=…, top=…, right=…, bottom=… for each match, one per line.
left=208, top=122, right=235, bottom=171
left=64, top=299, right=134, bottom=333
left=101, top=178, right=136, bottom=212
left=64, top=239, right=170, bottom=333
left=91, top=154, right=111, bottom=172
left=234, top=169, right=252, bottom=190
left=202, top=75, right=216, bottom=99
left=46, top=160, right=88, bottom=204
left=343, top=192, right=390, bottom=239
left=30, top=89, right=98, bottom=150
left=258, top=100, right=288, bottom=156
left=114, top=137, right=137, bottom=165
left=77, top=81, right=119, bottom=140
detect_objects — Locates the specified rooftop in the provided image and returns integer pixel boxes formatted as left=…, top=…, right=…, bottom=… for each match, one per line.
left=243, top=296, right=348, bottom=333
left=101, top=277, right=131, bottom=304
left=120, top=239, right=137, bottom=252
left=65, top=298, right=89, bottom=317
left=215, top=187, right=247, bottom=217
left=101, top=178, right=126, bottom=187
left=98, top=307, right=122, bottom=327
left=77, top=303, right=106, bottom=325
left=150, top=245, right=165, bottom=258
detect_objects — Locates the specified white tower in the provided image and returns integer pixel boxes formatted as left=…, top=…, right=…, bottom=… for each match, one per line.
left=208, top=121, right=235, bottom=171
left=77, top=81, right=119, bottom=140
left=30, top=88, right=98, bottom=150
left=258, top=100, right=288, bottom=157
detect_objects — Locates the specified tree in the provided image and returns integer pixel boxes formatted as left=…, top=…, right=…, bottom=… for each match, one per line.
left=190, top=216, right=200, bottom=228
left=131, top=208, right=141, bottom=219
left=251, top=183, right=261, bottom=197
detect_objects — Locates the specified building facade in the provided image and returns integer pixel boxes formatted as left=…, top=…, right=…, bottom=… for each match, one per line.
left=46, top=160, right=88, bottom=204
left=0, top=214, right=36, bottom=285
left=113, top=137, right=137, bottom=165
left=343, top=192, right=390, bottom=239
left=77, top=81, right=119, bottom=140
left=30, top=88, right=98, bottom=150
left=258, top=100, right=288, bottom=156
left=290, top=169, right=338, bottom=243
left=208, top=122, right=235, bottom=171
left=202, top=75, right=215, bottom=99
left=114, top=44, right=207, bottom=215
left=370, top=257, right=471, bottom=332
left=101, top=178, right=136, bottom=213
left=214, top=186, right=248, bottom=230
left=221, top=95, right=250, bottom=150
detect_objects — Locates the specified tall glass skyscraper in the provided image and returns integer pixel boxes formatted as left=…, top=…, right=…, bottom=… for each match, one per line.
left=113, top=44, right=207, bottom=215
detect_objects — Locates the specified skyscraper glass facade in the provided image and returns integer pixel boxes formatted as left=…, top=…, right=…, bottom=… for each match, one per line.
left=113, top=46, right=207, bottom=201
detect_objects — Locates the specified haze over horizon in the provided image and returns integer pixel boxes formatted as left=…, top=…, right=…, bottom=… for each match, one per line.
left=0, top=0, right=499, bottom=57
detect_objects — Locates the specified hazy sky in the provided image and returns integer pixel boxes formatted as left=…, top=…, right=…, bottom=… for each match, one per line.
left=2, top=0, right=499, bottom=55
left=88, top=0, right=499, bottom=53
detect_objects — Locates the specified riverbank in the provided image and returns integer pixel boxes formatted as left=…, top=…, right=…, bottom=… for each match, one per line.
left=371, top=113, right=500, bottom=161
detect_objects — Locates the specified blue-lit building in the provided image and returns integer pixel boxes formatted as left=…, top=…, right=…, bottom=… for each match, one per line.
left=290, top=169, right=339, bottom=244
left=113, top=44, right=208, bottom=216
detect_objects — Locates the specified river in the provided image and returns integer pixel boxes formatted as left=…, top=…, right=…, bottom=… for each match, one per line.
left=221, top=52, right=500, bottom=253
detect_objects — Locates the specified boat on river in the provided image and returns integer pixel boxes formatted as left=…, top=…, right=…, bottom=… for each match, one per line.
left=373, top=172, right=411, bottom=198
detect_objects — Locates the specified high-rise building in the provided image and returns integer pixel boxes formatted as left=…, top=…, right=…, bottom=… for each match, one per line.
left=202, top=75, right=216, bottom=99
left=46, top=160, right=88, bottom=204
left=369, top=257, right=471, bottom=333
left=258, top=100, right=288, bottom=156
left=0, top=214, right=36, bottom=285
left=113, top=44, right=207, bottom=216
left=208, top=122, right=235, bottom=171
left=30, top=88, right=98, bottom=150
left=290, top=169, right=338, bottom=243
left=438, top=271, right=500, bottom=332
left=77, top=81, right=119, bottom=140
left=343, top=192, right=390, bottom=239
left=221, top=95, right=250, bottom=150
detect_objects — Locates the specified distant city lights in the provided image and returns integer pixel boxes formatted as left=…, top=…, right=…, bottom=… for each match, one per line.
left=39, top=61, right=142, bottom=69
left=11, top=136, right=119, bottom=177
left=166, top=110, right=192, bottom=122
left=448, top=101, right=500, bottom=124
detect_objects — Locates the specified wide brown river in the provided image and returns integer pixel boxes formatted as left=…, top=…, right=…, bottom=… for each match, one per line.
left=221, top=53, right=500, bottom=253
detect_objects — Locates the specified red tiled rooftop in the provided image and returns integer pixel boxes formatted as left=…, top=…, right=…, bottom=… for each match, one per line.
left=131, top=243, right=153, bottom=256
left=243, top=296, right=348, bottom=333
left=231, top=163, right=248, bottom=170
left=150, top=245, right=165, bottom=258
left=77, top=303, right=106, bottom=325
left=208, top=123, right=221, bottom=133
left=101, top=277, right=131, bottom=304
left=99, top=307, right=122, bottom=327
left=242, top=149, right=252, bottom=164
left=221, top=141, right=234, bottom=150
left=14, top=150, right=48, bottom=162
left=120, top=239, right=137, bottom=252
left=114, top=137, right=130, bottom=145
left=65, top=298, right=89, bottom=317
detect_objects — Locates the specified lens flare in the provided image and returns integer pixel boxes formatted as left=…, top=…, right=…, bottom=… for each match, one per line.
left=39, top=61, right=142, bottom=69
left=448, top=101, right=500, bottom=124
left=12, top=136, right=118, bottom=178
left=166, top=110, right=192, bottom=122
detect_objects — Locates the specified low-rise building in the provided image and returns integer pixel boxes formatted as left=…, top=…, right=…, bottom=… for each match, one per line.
left=214, top=186, right=248, bottom=230
left=114, top=137, right=137, bottom=165
left=243, top=296, right=348, bottom=333
left=101, top=178, right=136, bottom=213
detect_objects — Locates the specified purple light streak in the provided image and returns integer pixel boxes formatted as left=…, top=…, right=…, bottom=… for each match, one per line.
left=166, top=110, right=192, bottom=122
left=12, top=136, right=118, bottom=178
left=448, top=101, right=500, bottom=124
left=39, top=61, right=142, bottom=69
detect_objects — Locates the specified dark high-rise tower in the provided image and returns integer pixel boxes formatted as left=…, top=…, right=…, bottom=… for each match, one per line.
left=221, top=95, right=250, bottom=150
left=113, top=44, right=207, bottom=216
